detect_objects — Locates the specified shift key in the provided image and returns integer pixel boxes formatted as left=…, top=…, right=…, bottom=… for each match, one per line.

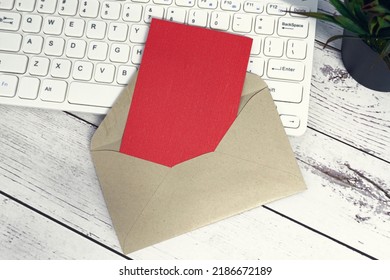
left=267, top=59, right=305, bottom=81
left=0, top=53, right=28, bottom=74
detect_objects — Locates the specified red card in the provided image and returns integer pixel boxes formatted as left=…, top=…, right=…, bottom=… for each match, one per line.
left=120, top=19, right=252, bottom=167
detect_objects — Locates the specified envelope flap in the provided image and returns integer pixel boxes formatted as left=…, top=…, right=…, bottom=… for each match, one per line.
left=91, top=73, right=138, bottom=152
left=217, top=74, right=302, bottom=176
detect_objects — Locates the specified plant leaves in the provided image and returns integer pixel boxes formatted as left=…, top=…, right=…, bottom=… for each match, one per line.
left=330, top=0, right=355, bottom=19
left=323, top=34, right=361, bottom=48
left=380, top=40, right=390, bottom=59
left=334, top=15, right=368, bottom=35
left=289, top=11, right=338, bottom=24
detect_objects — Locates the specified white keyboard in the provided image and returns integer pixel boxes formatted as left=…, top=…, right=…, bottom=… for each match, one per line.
left=0, top=0, right=317, bottom=136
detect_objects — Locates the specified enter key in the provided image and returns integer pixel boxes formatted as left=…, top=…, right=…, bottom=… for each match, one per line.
left=267, top=59, right=305, bottom=81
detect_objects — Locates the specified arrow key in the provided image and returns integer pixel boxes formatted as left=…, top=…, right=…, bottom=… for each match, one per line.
left=280, top=115, right=300, bottom=129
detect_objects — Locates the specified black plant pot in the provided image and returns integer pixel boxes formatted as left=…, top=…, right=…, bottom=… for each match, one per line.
left=341, top=30, right=390, bottom=92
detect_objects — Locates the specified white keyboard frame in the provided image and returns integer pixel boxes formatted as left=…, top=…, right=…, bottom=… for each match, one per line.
left=0, top=0, right=318, bottom=136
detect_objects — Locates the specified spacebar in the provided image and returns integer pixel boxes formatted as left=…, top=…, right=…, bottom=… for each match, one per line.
left=68, top=82, right=126, bottom=108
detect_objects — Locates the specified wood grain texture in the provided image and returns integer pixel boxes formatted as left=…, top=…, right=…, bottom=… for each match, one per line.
left=0, top=195, right=124, bottom=260
left=269, top=129, right=390, bottom=259
left=0, top=103, right=387, bottom=259
left=0, top=0, right=389, bottom=260
left=309, top=44, right=390, bottom=161
left=130, top=206, right=368, bottom=260
left=0, top=106, right=121, bottom=251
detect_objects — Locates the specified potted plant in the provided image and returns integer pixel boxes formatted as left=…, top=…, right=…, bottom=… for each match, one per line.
left=299, top=0, right=390, bottom=92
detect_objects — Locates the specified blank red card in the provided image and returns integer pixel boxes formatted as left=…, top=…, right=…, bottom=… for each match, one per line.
left=120, top=19, right=252, bottom=167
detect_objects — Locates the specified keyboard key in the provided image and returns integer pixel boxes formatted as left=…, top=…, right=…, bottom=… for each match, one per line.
left=166, top=7, right=186, bottom=23
left=266, top=3, right=288, bottom=15
left=15, top=0, right=36, bottom=12
left=0, top=74, right=18, bottom=97
left=290, top=6, right=310, bottom=17
left=153, top=0, right=172, bottom=5
left=0, top=0, right=15, bottom=10
left=129, top=24, right=149, bottom=43
left=264, top=37, right=284, bottom=57
left=29, top=57, right=50, bottom=76
left=110, top=43, right=130, bottom=63
left=86, top=21, right=107, bottom=40
left=79, top=0, right=100, bottom=18
left=22, top=35, right=44, bottom=54
left=108, top=22, right=129, bottom=42
left=131, top=45, right=144, bottom=64
left=144, top=5, right=164, bottom=23
left=73, top=61, right=93, bottom=81
left=37, top=0, right=58, bottom=14
left=0, top=32, right=22, bottom=52
left=198, top=0, right=217, bottom=9
left=267, top=59, right=305, bottom=81
left=58, top=0, right=79, bottom=16
left=65, top=18, right=85, bottom=37
left=21, top=15, right=43, bottom=33
left=188, top=9, right=208, bottom=27
left=68, top=82, right=125, bottom=107
left=117, top=65, right=137, bottom=85
left=0, top=11, right=21, bottom=31
left=246, top=35, right=261, bottom=55
left=40, top=79, right=67, bottom=103
left=101, top=1, right=121, bottom=20
left=210, top=12, right=230, bottom=30
left=247, top=57, right=264, bottom=77
left=44, top=37, right=65, bottom=56
left=94, top=63, right=116, bottom=83
left=122, top=3, right=143, bottom=22
left=0, top=53, right=28, bottom=74
left=243, top=1, right=263, bottom=13
left=221, top=0, right=240, bottom=11
left=254, top=16, right=274, bottom=35
left=88, top=41, right=109, bottom=61
left=266, top=80, right=303, bottom=103
left=18, top=77, right=40, bottom=100
left=50, top=59, right=72, bottom=78
left=175, top=0, right=195, bottom=7
left=278, top=18, right=309, bottom=38
left=43, top=16, right=64, bottom=35
left=66, top=39, right=87, bottom=58
left=232, top=14, right=252, bottom=33
left=286, top=39, right=307, bottom=59
left=280, top=115, right=300, bottom=129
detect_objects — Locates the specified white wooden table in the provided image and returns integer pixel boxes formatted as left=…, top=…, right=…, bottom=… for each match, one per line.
left=1, top=1, right=389, bottom=260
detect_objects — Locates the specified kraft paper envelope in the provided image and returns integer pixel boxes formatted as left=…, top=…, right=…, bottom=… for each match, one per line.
left=91, top=72, right=306, bottom=254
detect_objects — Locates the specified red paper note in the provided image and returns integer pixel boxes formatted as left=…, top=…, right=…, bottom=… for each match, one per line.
left=120, top=19, right=252, bottom=167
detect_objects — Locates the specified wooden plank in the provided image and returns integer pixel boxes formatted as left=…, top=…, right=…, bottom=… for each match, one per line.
left=0, top=106, right=121, bottom=251
left=267, top=129, right=390, bottom=259
left=309, top=44, right=390, bottom=161
left=316, top=0, right=343, bottom=48
left=0, top=195, right=124, bottom=260
left=0, top=104, right=385, bottom=259
left=130, top=206, right=368, bottom=260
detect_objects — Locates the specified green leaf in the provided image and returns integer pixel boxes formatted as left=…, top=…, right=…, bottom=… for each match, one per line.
left=330, top=0, right=356, bottom=19
left=380, top=40, right=390, bottom=59
left=290, top=11, right=338, bottom=24
left=322, top=34, right=361, bottom=48
left=334, top=15, right=368, bottom=35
